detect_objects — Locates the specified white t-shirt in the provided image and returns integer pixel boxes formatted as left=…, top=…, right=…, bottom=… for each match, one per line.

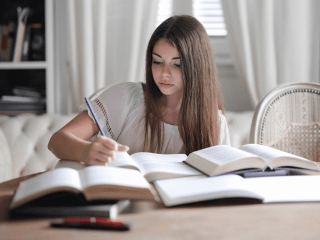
left=79, top=82, right=231, bottom=154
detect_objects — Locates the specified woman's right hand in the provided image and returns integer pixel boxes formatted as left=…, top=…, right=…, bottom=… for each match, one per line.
left=83, top=136, right=129, bottom=166
left=48, top=111, right=129, bottom=165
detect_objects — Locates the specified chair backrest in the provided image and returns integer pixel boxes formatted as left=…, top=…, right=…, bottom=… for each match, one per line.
left=249, top=82, right=320, bottom=162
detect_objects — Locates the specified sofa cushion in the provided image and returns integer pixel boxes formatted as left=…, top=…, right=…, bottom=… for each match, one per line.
left=0, top=114, right=75, bottom=181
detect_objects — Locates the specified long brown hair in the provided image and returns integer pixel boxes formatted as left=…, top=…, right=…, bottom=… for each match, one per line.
left=143, top=15, right=224, bottom=155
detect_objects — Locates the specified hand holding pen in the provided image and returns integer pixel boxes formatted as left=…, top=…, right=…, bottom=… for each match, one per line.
left=84, top=97, right=129, bottom=166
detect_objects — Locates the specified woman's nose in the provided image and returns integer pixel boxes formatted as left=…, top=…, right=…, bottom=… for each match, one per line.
left=161, top=64, right=171, bottom=78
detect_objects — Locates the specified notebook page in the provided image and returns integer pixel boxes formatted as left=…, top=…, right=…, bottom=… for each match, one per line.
left=196, top=145, right=259, bottom=165
left=11, top=168, right=82, bottom=209
left=109, top=151, right=140, bottom=171
left=79, top=166, right=150, bottom=189
left=245, top=175, right=320, bottom=203
left=154, top=175, right=264, bottom=206
left=130, top=152, right=198, bottom=176
left=240, top=144, right=307, bottom=163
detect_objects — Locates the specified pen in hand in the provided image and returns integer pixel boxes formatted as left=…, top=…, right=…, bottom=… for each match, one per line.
left=85, top=97, right=106, bottom=137
left=84, top=97, right=130, bottom=165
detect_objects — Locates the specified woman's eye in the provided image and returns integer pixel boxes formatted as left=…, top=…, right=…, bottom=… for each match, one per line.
left=174, top=64, right=181, bottom=68
left=153, top=61, right=162, bottom=65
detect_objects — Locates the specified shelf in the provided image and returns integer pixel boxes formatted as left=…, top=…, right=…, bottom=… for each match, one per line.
left=0, top=62, right=47, bottom=70
left=0, top=0, right=54, bottom=115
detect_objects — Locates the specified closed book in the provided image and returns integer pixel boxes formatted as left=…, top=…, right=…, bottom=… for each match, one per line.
left=0, top=24, right=2, bottom=60
left=12, top=86, right=42, bottom=98
left=11, top=199, right=130, bottom=220
left=21, top=24, right=31, bottom=61
left=13, top=7, right=30, bottom=62
left=8, top=22, right=16, bottom=61
left=0, top=24, right=10, bottom=61
left=0, top=100, right=46, bottom=111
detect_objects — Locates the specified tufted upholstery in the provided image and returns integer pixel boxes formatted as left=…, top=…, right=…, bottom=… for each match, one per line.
left=0, top=114, right=75, bottom=183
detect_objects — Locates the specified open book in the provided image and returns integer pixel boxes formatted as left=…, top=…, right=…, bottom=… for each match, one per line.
left=154, top=174, right=320, bottom=207
left=10, top=166, right=157, bottom=210
left=184, top=144, right=320, bottom=177
left=57, top=152, right=203, bottom=182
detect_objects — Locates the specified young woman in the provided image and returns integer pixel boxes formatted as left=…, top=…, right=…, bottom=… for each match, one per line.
left=48, top=15, right=230, bottom=166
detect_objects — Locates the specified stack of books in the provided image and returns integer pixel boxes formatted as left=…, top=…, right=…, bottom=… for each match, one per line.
left=0, top=86, right=46, bottom=115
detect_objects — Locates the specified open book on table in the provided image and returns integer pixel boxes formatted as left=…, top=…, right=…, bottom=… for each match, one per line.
left=184, top=144, right=320, bottom=177
left=56, top=152, right=203, bottom=182
left=10, top=166, right=157, bottom=210
left=154, top=174, right=320, bottom=207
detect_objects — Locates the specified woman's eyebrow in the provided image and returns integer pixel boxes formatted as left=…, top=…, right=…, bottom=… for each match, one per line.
left=152, top=53, right=162, bottom=58
left=152, top=53, right=180, bottom=60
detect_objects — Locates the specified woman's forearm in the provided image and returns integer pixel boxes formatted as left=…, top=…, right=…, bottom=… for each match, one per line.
left=48, top=131, right=91, bottom=163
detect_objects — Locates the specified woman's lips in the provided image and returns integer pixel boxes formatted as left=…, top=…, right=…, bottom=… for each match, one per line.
left=160, top=82, right=173, bottom=87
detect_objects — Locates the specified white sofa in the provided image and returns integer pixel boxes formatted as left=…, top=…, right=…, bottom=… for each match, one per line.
left=225, top=111, right=254, bottom=148
left=0, top=114, right=75, bottom=183
left=0, top=111, right=253, bottom=183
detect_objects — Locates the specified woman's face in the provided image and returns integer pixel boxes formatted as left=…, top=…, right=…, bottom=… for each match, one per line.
left=151, top=39, right=183, bottom=98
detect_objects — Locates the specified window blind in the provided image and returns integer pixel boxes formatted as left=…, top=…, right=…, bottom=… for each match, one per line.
left=193, top=0, right=227, bottom=36
left=156, top=0, right=172, bottom=26
left=157, top=0, right=227, bottom=36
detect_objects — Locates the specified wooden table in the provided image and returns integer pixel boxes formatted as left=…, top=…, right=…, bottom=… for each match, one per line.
left=1, top=174, right=320, bottom=240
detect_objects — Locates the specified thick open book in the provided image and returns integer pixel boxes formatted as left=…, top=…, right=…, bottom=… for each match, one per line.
left=154, top=174, right=320, bottom=207
left=184, top=144, right=320, bottom=177
left=10, top=166, right=157, bottom=210
left=57, top=152, right=203, bottom=182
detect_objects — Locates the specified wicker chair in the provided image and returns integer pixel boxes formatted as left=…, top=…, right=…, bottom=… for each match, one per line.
left=249, top=82, right=320, bottom=162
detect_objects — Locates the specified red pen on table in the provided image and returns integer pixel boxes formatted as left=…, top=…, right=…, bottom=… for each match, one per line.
left=51, top=217, right=130, bottom=231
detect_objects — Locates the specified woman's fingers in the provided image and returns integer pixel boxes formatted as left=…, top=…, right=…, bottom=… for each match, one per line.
left=97, top=136, right=129, bottom=153
left=85, top=136, right=129, bottom=166
left=88, top=159, right=108, bottom=166
left=93, top=153, right=112, bottom=165
left=86, top=151, right=112, bottom=166
left=91, top=142, right=115, bottom=158
left=99, top=136, right=119, bottom=151
left=118, top=144, right=130, bottom=152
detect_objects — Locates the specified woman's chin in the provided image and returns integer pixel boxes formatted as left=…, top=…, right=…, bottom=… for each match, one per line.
left=156, top=83, right=183, bottom=97
left=159, top=88, right=175, bottom=96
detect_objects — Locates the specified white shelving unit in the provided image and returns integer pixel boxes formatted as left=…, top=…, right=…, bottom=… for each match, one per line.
left=0, top=62, right=47, bottom=69
left=0, top=0, right=55, bottom=114
left=44, top=0, right=55, bottom=114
